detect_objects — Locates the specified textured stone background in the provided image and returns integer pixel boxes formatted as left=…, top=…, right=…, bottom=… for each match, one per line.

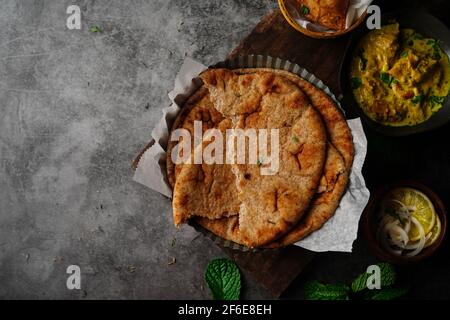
left=0, top=0, right=277, bottom=299
left=2, top=0, right=450, bottom=300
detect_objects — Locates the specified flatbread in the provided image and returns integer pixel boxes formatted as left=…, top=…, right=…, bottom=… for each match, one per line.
left=195, top=143, right=346, bottom=244
left=236, top=69, right=354, bottom=246
left=169, top=87, right=241, bottom=226
left=197, top=68, right=354, bottom=247
left=197, top=69, right=327, bottom=247
left=246, top=69, right=354, bottom=170
left=172, top=117, right=242, bottom=226
left=195, top=143, right=346, bottom=247
left=266, top=143, right=346, bottom=246
left=167, top=86, right=223, bottom=188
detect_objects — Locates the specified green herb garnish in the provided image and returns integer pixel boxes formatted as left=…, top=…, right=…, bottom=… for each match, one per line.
left=380, top=72, right=397, bottom=86
left=351, top=77, right=362, bottom=90
left=300, top=5, right=310, bottom=15
left=411, top=94, right=424, bottom=104
left=257, top=159, right=263, bottom=166
left=304, top=281, right=349, bottom=300
left=427, top=39, right=443, bottom=60
left=380, top=72, right=391, bottom=84
left=429, top=95, right=446, bottom=105
left=205, top=259, right=241, bottom=300
left=433, top=50, right=442, bottom=60
left=292, top=136, right=299, bottom=143
left=351, top=263, right=396, bottom=293
left=89, top=25, right=102, bottom=33
left=413, top=33, right=424, bottom=40
left=401, top=51, right=409, bottom=58
left=305, top=263, right=406, bottom=301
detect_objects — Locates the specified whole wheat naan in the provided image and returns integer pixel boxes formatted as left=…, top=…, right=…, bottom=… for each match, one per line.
left=167, top=87, right=223, bottom=188
left=197, top=142, right=347, bottom=247
left=250, top=69, right=354, bottom=247
left=169, top=87, right=241, bottom=226
left=172, top=69, right=327, bottom=248
left=197, top=68, right=354, bottom=247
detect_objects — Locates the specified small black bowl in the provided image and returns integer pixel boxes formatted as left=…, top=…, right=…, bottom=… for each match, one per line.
left=339, top=10, right=450, bottom=136
left=361, top=180, right=447, bottom=265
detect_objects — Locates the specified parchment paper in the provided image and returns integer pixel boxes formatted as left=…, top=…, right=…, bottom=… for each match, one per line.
left=133, top=57, right=370, bottom=253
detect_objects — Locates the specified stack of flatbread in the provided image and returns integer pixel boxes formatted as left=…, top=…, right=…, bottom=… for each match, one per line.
left=167, top=68, right=354, bottom=249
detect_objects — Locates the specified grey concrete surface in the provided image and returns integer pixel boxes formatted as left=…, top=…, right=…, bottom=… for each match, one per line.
left=0, top=0, right=277, bottom=299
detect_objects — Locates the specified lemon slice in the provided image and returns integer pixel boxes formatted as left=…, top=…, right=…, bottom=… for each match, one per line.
left=425, top=213, right=441, bottom=248
left=386, top=188, right=436, bottom=242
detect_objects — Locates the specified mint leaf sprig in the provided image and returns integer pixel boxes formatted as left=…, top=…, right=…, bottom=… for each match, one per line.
left=300, top=5, right=310, bottom=15
left=89, top=25, right=102, bottom=33
left=351, top=262, right=396, bottom=292
left=304, top=263, right=407, bottom=301
left=205, top=258, right=241, bottom=300
left=304, top=282, right=349, bottom=300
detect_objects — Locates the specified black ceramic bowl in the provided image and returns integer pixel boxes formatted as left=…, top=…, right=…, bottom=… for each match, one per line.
left=339, top=10, right=450, bottom=136
left=362, top=181, right=447, bottom=265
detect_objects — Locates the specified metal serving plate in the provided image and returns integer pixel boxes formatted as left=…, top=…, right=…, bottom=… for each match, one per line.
left=339, top=10, right=450, bottom=136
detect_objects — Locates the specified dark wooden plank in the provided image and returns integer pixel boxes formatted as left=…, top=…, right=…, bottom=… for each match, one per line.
left=228, top=10, right=352, bottom=95
left=133, top=10, right=353, bottom=299
left=223, top=246, right=315, bottom=298
left=220, top=9, right=352, bottom=298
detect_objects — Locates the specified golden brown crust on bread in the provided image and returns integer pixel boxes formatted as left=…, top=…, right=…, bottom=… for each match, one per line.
left=170, top=68, right=354, bottom=248
left=235, top=68, right=354, bottom=170
left=266, top=143, right=347, bottom=247
left=167, top=86, right=224, bottom=188
left=237, top=69, right=354, bottom=246
left=198, top=68, right=354, bottom=247
left=172, top=117, right=241, bottom=226
left=198, top=69, right=327, bottom=247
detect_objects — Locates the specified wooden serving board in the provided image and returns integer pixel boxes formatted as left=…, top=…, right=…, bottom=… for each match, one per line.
left=229, top=10, right=352, bottom=95
left=224, top=4, right=450, bottom=298
left=221, top=9, right=355, bottom=298
left=132, top=9, right=357, bottom=299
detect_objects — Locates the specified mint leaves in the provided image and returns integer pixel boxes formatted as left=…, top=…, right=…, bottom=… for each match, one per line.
left=367, top=287, right=408, bottom=300
left=89, top=25, right=102, bottom=33
left=380, top=72, right=398, bottom=86
left=205, top=258, right=241, bottom=300
left=351, top=77, right=362, bottom=90
left=429, top=95, right=445, bottom=106
left=351, top=263, right=396, bottom=292
left=426, top=39, right=443, bottom=60
left=304, top=263, right=407, bottom=300
left=411, top=94, right=425, bottom=104
left=304, top=282, right=349, bottom=300
left=300, top=5, right=310, bottom=15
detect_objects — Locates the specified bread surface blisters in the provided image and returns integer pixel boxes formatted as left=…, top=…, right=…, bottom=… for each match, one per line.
left=168, top=68, right=354, bottom=248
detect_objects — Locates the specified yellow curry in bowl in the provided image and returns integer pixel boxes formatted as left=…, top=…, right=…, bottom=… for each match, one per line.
left=350, top=23, right=450, bottom=127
